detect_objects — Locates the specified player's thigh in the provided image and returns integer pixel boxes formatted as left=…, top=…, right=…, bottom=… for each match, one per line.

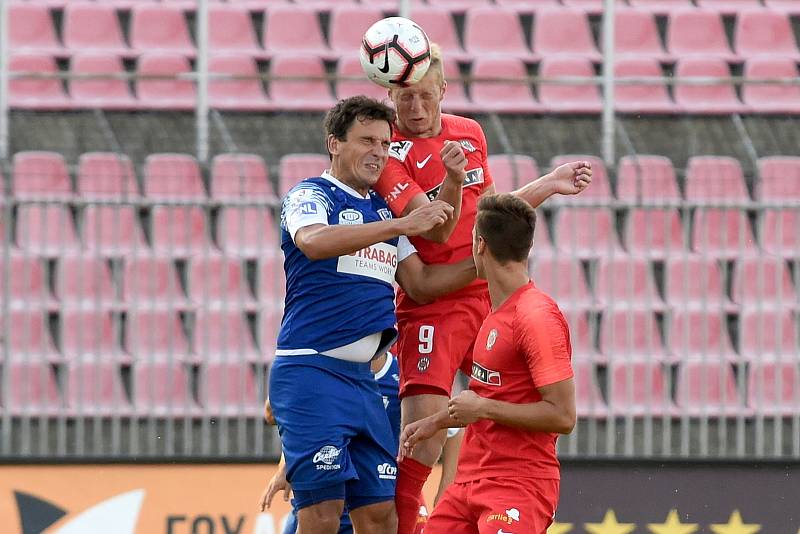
left=296, top=499, right=346, bottom=534
left=424, top=483, right=478, bottom=534
left=348, top=499, right=397, bottom=533
left=476, top=478, right=560, bottom=534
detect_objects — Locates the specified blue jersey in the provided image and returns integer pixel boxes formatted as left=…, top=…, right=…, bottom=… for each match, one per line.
left=374, top=354, right=401, bottom=445
left=277, top=175, right=399, bottom=356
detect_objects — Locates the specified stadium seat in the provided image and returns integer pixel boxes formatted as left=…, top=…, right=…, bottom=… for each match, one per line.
left=188, top=255, right=256, bottom=308
left=608, top=361, right=677, bottom=416
left=60, top=309, right=124, bottom=361
left=731, top=256, right=796, bottom=307
left=756, top=156, right=800, bottom=201
left=572, top=361, right=608, bottom=417
left=258, top=307, right=281, bottom=357
left=130, top=4, right=195, bottom=56
left=470, top=57, right=541, bottom=113
left=441, top=60, right=472, bottom=114
left=555, top=208, right=622, bottom=258
left=614, top=58, right=676, bottom=115
left=335, top=56, right=391, bottom=102
left=743, top=58, right=800, bottom=115
left=487, top=154, right=539, bottom=193
left=62, top=3, right=129, bottom=56
left=70, top=53, right=138, bottom=110
left=263, top=5, right=329, bottom=57
left=13, top=151, right=72, bottom=199
left=675, top=360, right=746, bottom=416
left=530, top=256, right=594, bottom=309
left=408, top=7, right=468, bottom=61
left=747, top=360, right=800, bottom=416
left=685, top=156, right=750, bottom=203
left=136, top=53, right=196, bottom=111
left=739, top=308, right=798, bottom=361
left=764, top=0, right=800, bottom=14
left=16, top=205, right=81, bottom=254
left=269, top=54, right=336, bottom=112
left=133, top=360, right=200, bottom=416
left=258, top=256, right=286, bottom=304
left=612, top=10, right=669, bottom=61
left=65, top=361, right=131, bottom=416
left=674, top=58, right=748, bottom=114
left=143, top=154, right=205, bottom=199
left=463, top=7, right=535, bottom=60
left=735, top=10, right=800, bottom=60
left=616, top=155, right=681, bottom=204
left=194, top=310, right=262, bottom=362
left=4, top=361, right=61, bottom=415
left=599, top=309, right=667, bottom=362
left=692, top=209, right=757, bottom=258
left=562, top=0, right=627, bottom=13
left=627, top=0, right=693, bottom=13
left=122, top=256, right=190, bottom=308
left=561, top=308, right=601, bottom=362
left=8, top=53, right=71, bottom=110
left=532, top=9, right=601, bottom=61
left=83, top=207, right=148, bottom=256
left=538, top=57, right=602, bottom=114
left=696, top=0, right=769, bottom=14
left=0, top=310, right=60, bottom=361
left=9, top=3, right=64, bottom=55
left=594, top=256, right=665, bottom=309
left=217, top=207, right=280, bottom=259
left=278, top=153, right=329, bottom=195
left=208, top=54, right=271, bottom=111
left=0, top=255, right=53, bottom=309
left=329, top=6, right=383, bottom=59
left=200, top=362, right=261, bottom=416
left=77, top=152, right=139, bottom=199
left=664, top=256, right=729, bottom=310
left=211, top=154, right=273, bottom=201
left=54, top=256, right=116, bottom=307
left=548, top=155, right=611, bottom=204
left=208, top=5, right=266, bottom=59
left=760, top=209, right=800, bottom=258
left=494, top=0, right=561, bottom=12
left=669, top=309, right=737, bottom=362
left=667, top=10, right=736, bottom=62
left=150, top=207, right=214, bottom=256
left=420, top=0, right=492, bottom=13
left=126, top=309, right=192, bottom=361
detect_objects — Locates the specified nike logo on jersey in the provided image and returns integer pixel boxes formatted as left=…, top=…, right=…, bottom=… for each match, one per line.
left=416, top=154, right=432, bottom=168
left=497, top=530, right=513, bottom=534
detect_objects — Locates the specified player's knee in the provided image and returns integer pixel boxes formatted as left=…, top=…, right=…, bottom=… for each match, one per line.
left=353, top=501, right=397, bottom=532
left=297, top=500, right=345, bottom=533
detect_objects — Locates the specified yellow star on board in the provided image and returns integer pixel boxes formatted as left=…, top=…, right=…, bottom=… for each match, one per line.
left=709, top=510, right=761, bottom=534
left=547, top=521, right=574, bottom=534
left=647, top=509, right=699, bottom=534
left=584, top=510, right=637, bottom=534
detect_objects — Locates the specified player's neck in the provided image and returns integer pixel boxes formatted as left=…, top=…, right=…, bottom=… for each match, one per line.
left=485, top=262, right=530, bottom=311
left=396, top=116, right=442, bottom=139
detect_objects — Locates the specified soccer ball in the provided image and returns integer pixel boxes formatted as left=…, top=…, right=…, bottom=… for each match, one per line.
left=360, top=17, right=431, bottom=89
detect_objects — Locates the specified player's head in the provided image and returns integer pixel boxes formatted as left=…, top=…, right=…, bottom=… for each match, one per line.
left=324, top=95, right=396, bottom=193
left=473, top=193, right=537, bottom=278
left=388, top=42, right=446, bottom=138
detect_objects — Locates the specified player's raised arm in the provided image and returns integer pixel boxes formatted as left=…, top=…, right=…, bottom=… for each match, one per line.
left=484, top=160, right=593, bottom=208
left=394, top=245, right=477, bottom=305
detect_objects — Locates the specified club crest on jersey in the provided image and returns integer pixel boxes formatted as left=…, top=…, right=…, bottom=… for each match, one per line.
left=339, top=209, right=363, bottom=225
left=459, top=139, right=477, bottom=153
left=417, top=356, right=430, bottom=372
left=486, top=328, right=498, bottom=350
left=472, top=362, right=501, bottom=386
left=389, top=140, right=413, bottom=162
left=378, top=208, right=392, bottom=220
left=486, top=507, right=520, bottom=525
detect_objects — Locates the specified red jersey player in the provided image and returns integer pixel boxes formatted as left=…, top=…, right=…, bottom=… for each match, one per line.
left=398, top=193, right=576, bottom=534
left=375, top=43, right=590, bottom=533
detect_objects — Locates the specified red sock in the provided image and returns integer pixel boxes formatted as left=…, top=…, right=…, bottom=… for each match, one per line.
left=395, top=458, right=432, bottom=534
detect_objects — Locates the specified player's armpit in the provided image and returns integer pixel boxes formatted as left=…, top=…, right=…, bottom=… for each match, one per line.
left=395, top=253, right=477, bottom=305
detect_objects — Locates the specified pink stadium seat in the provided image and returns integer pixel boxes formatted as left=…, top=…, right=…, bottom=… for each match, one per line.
left=664, top=256, right=729, bottom=309
left=211, top=154, right=273, bottom=200
left=532, top=9, right=601, bottom=61
left=670, top=309, right=737, bottom=362
left=494, top=0, right=561, bottom=11
left=263, top=6, right=329, bottom=57
left=258, top=307, right=281, bottom=356
left=548, top=155, right=611, bottom=205
left=61, top=309, right=124, bottom=361
left=126, top=310, right=192, bottom=360
left=692, top=209, right=757, bottom=258
left=667, top=10, right=736, bottom=62
left=675, top=360, right=746, bottom=416
left=562, top=0, right=627, bottom=13
left=136, top=53, right=196, bottom=111
left=70, top=53, right=137, bottom=110
left=66, top=362, right=131, bottom=416
left=130, top=4, right=194, bottom=55
left=408, top=7, right=467, bottom=61
left=675, top=58, right=747, bottom=114
left=764, top=0, right=800, bottom=14
left=8, top=54, right=71, bottom=110
left=13, top=151, right=72, bottom=200
left=600, top=309, right=666, bottom=361
left=555, top=208, right=622, bottom=258
left=9, top=3, right=63, bottom=55
left=0, top=255, right=52, bottom=308
left=188, top=255, right=256, bottom=308
left=194, top=310, right=261, bottom=362
left=259, top=257, right=286, bottom=303
left=616, top=155, right=681, bottom=204
left=747, top=361, right=800, bottom=416
left=269, top=54, right=336, bottom=112
left=735, top=10, right=800, bottom=60
left=83, top=207, right=148, bottom=256
left=732, top=256, right=796, bottom=307
left=757, top=157, right=800, bottom=201
left=614, top=58, right=676, bottom=114
left=608, top=361, right=677, bottom=416
left=760, top=209, right=800, bottom=258
left=4, top=361, right=61, bottom=415
left=743, top=58, right=800, bottom=115
left=200, top=362, right=260, bottom=415
left=739, top=309, right=798, bottom=360
left=487, top=154, right=539, bottom=193
left=0, top=310, right=60, bottom=361
left=463, top=7, right=535, bottom=60
left=594, top=256, right=664, bottom=309
left=208, top=5, right=266, bottom=58
left=54, top=256, right=116, bottom=306
left=77, top=152, right=139, bottom=199
left=16, top=205, right=81, bottom=254
left=531, top=256, right=593, bottom=309
left=292, top=0, right=359, bottom=7
left=422, top=0, right=492, bottom=13
left=627, top=0, right=692, bottom=13
left=278, top=153, right=329, bottom=195
left=470, top=57, right=541, bottom=113
left=441, top=59, right=472, bottom=114
left=696, top=0, right=768, bottom=13
left=573, top=361, right=608, bottom=417
left=329, top=6, right=383, bottom=59
left=685, top=156, right=750, bottom=203
left=208, top=54, right=271, bottom=111
left=561, top=309, right=600, bottom=362
left=62, top=3, right=129, bottom=55
left=143, top=154, right=205, bottom=199
left=335, top=56, right=390, bottom=102
left=217, top=207, right=280, bottom=259
left=613, top=10, right=669, bottom=61
left=122, top=256, right=190, bottom=308
left=150, top=207, right=214, bottom=256
left=538, top=57, right=602, bottom=114
left=133, top=361, right=200, bottom=416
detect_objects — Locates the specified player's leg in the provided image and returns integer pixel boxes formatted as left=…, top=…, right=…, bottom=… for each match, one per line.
left=421, top=482, right=479, bottom=534
left=475, top=478, right=560, bottom=534
left=348, top=501, right=397, bottom=534
left=296, top=498, right=346, bottom=534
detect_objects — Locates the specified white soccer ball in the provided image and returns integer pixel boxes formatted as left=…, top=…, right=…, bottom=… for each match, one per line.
left=360, top=17, right=431, bottom=89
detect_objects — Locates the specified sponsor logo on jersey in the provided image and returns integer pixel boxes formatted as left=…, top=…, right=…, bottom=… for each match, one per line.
left=385, top=181, right=411, bottom=203
left=425, top=167, right=485, bottom=201
left=417, top=356, right=430, bottom=372
left=339, top=209, right=363, bottom=225
left=389, top=141, right=413, bottom=162
left=486, top=507, right=520, bottom=526
left=299, top=201, right=318, bottom=215
left=377, top=463, right=398, bottom=480
left=459, top=139, right=478, bottom=153
left=313, top=445, right=342, bottom=470
left=472, top=361, right=502, bottom=386
left=486, top=328, right=498, bottom=350
left=378, top=208, right=392, bottom=220
left=337, top=241, right=398, bottom=284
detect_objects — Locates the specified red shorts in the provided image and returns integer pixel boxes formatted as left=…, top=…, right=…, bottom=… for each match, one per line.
left=425, top=477, right=560, bottom=534
left=396, top=292, right=491, bottom=398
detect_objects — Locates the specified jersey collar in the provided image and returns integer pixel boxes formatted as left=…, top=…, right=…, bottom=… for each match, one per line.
left=321, top=170, right=370, bottom=200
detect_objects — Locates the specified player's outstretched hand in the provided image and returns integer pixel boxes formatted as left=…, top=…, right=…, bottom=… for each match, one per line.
left=448, top=390, right=485, bottom=425
left=398, top=416, right=440, bottom=462
left=258, top=464, right=292, bottom=512
left=400, top=200, right=454, bottom=236
left=440, top=140, right=467, bottom=183
left=549, top=161, right=592, bottom=196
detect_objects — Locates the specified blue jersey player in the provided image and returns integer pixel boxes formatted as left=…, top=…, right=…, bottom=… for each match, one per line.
left=267, top=96, right=477, bottom=534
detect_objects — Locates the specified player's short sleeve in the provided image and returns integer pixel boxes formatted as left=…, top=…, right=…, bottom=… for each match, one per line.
left=375, top=151, right=426, bottom=216
left=281, top=183, right=331, bottom=241
left=397, top=235, right=417, bottom=262
left=514, top=294, right=573, bottom=389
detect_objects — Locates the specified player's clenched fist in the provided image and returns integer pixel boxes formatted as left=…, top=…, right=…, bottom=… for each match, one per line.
left=440, top=140, right=468, bottom=183
left=548, top=160, right=593, bottom=195
left=447, top=390, right=485, bottom=425
left=399, top=200, right=454, bottom=236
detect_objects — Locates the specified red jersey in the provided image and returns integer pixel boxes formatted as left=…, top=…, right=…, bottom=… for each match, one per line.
left=374, top=114, right=494, bottom=312
left=455, top=282, right=573, bottom=483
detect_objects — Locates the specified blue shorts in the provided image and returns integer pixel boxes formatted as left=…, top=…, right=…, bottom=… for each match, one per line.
left=269, top=355, right=397, bottom=509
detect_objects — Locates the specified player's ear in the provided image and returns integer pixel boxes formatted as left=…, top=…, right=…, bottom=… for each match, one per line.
left=327, top=134, right=340, bottom=156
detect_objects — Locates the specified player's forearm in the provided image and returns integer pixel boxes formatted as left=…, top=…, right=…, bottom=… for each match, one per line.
left=512, top=174, right=559, bottom=209
left=295, top=220, right=406, bottom=260
left=479, top=398, right=575, bottom=435
left=422, top=175, right=463, bottom=243
left=414, top=257, right=477, bottom=304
